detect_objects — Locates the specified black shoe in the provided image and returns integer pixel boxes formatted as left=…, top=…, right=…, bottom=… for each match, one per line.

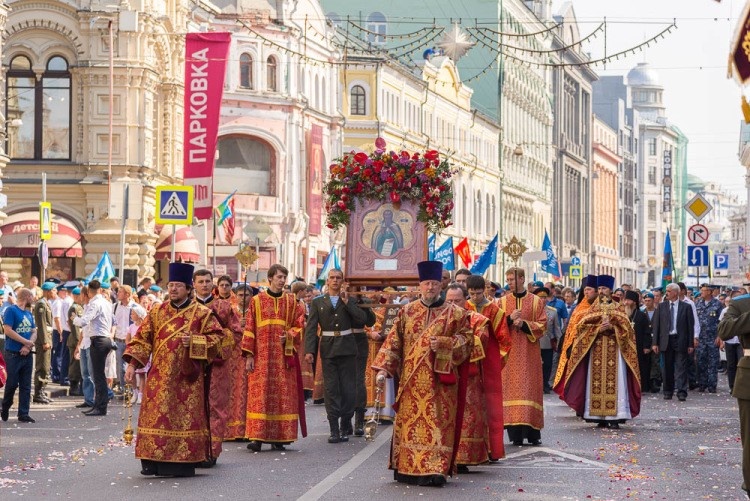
left=85, top=410, right=107, bottom=416
left=247, top=441, right=262, bottom=452
left=512, top=440, right=523, bottom=446
left=197, top=458, right=216, bottom=468
left=340, top=418, right=353, bottom=437
left=18, top=415, right=36, bottom=423
left=689, top=383, right=698, bottom=390
left=529, top=439, right=542, bottom=446
left=354, top=410, right=365, bottom=437
left=339, top=433, right=349, bottom=442
left=457, top=465, right=469, bottom=473
left=1, top=407, right=8, bottom=422
left=678, top=395, right=687, bottom=402
left=328, top=434, right=341, bottom=444
left=608, top=422, right=620, bottom=429
left=698, top=387, right=706, bottom=393
left=708, top=388, right=717, bottom=393
left=75, top=402, right=93, bottom=409
left=271, top=443, right=287, bottom=451
left=60, top=381, right=69, bottom=387
left=597, top=421, right=608, bottom=428
left=140, top=468, right=156, bottom=476
left=33, top=396, right=51, bottom=404
left=663, top=394, right=673, bottom=400
left=543, top=388, right=551, bottom=394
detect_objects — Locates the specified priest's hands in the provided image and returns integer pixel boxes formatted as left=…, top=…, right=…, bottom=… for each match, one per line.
left=376, top=370, right=387, bottom=387
left=125, top=364, right=135, bottom=385
left=652, top=345, right=659, bottom=355
left=245, top=356, right=255, bottom=372
left=430, top=336, right=438, bottom=352
left=181, top=335, right=190, bottom=347
left=304, top=353, right=314, bottom=364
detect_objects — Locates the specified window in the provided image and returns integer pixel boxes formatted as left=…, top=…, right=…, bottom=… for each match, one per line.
left=6, top=55, right=71, bottom=160
left=239, top=53, right=253, bottom=89
left=648, top=200, right=657, bottom=222
left=648, top=137, right=657, bottom=156
left=648, top=231, right=656, bottom=255
left=215, top=136, right=275, bottom=195
left=350, top=85, right=366, bottom=115
left=648, top=165, right=656, bottom=185
left=366, top=12, right=387, bottom=45
left=266, top=56, right=277, bottom=92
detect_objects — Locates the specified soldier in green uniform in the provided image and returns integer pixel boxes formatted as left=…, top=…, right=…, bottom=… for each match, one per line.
left=718, top=291, right=750, bottom=499
left=304, top=269, right=368, bottom=443
left=33, top=282, right=56, bottom=403
left=66, top=287, right=84, bottom=397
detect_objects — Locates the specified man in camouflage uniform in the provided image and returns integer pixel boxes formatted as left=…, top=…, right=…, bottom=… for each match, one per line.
left=33, top=282, right=56, bottom=403
left=66, top=287, right=84, bottom=397
left=695, top=284, right=724, bottom=393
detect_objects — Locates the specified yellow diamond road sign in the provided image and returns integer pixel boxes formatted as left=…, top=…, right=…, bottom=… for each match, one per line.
left=685, top=193, right=713, bottom=222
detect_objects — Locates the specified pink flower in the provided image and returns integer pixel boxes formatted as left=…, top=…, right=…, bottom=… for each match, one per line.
left=375, top=137, right=386, bottom=149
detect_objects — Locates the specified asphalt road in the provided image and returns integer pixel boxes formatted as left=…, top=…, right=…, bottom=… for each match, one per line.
left=0, top=376, right=746, bottom=500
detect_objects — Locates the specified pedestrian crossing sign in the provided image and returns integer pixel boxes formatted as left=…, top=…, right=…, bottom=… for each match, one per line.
left=569, top=265, right=582, bottom=279
left=155, top=185, right=194, bottom=225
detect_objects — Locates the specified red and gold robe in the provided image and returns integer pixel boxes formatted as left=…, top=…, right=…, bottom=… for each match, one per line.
left=124, top=300, right=224, bottom=464
left=554, top=298, right=595, bottom=396
left=498, top=292, right=547, bottom=432
left=559, top=301, right=642, bottom=420
left=467, top=299, right=510, bottom=460
left=242, top=291, right=306, bottom=442
left=373, top=300, right=472, bottom=479
left=225, top=301, right=249, bottom=440
left=297, top=300, right=315, bottom=392
left=456, top=311, right=490, bottom=465
left=203, top=296, right=242, bottom=456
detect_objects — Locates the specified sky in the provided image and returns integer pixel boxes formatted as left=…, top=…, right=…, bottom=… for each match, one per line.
left=552, top=0, right=748, bottom=200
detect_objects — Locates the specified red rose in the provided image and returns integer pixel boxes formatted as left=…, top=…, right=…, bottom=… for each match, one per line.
left=354, top=152, right=368, bottom=164
left=326, top=223, right=334, bottom=229
left=375, top=137, right=386, bottom=149
left=425, top=150, right=439, bottom=161
left=342, top=186, right=350, bottom=194
left=356, top=182, right=364, bottom=193
left=390, top=192, right=400, bottom=203
left=337, top=200, right=346, bottom=209
left=341, top=194, right=349, bottom=202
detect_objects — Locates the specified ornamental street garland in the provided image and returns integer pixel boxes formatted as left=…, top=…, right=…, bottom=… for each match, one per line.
left=324, top=138, right=456, bottom=234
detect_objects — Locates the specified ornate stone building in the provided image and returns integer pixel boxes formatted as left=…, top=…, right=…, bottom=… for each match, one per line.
left=591, top=116, right=620, bottom=280
left=0, top=0, right=187, bottom=284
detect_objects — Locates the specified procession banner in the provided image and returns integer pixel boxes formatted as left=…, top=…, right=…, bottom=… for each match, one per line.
left=183, top=32, right=231, bottom=220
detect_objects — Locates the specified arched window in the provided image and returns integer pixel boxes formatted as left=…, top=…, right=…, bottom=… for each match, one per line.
left=216, top=136, right=275, bottom=195
left=239, top=53, right=253, bottom=89
left=366, top=12, right=387, bottom=45
left=475, top=190, right=482, bottom=234
left=350, top=85, right=366, bottom=115
left=6, top=55, right=71, bottom=160
left=462, top=186, right=467, bottom=230
left=266, top=56, right=278, bottom=92
left=485, top=193, right=492, bottom=235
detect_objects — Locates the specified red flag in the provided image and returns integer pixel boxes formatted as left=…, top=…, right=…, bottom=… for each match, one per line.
left=455, top=237, right=472, bottom=268
left=222, top=197, right=235, bottom=245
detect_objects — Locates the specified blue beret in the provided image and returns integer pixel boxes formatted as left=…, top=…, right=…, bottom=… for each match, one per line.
left=532, top=280, right=544, bottom=287
left=42, top=282, right=56, bottom=291
left=0, top=289, right=4, bottom=295
left=100, top=281, right=111, bottom=289
left=643, top=292, right=654, bottom=299
left=72, top=287, right=81, bottom=295
left=149, top=285, right=162, bottom=292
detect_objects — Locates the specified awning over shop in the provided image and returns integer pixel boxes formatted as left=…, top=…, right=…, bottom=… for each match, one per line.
left=0, top=211, right=83, bottom=258
left=154, top=224, right=201, bottom=263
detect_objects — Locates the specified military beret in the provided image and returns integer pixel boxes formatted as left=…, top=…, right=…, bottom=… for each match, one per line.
left=72, top=287, right=81, bottom=295
left=149, top=285, right=162, bottom=292
left=643, top=292, right=654, bottom=299
left=41, top=282, right=56, bottom=291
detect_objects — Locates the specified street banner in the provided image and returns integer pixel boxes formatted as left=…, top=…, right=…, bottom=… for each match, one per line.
left=540, top=229, right=562, bottom=278
left=434, top=237, right=455, bottom=271
left=455, top=237, right=472, bottom=268
left=428, top=233, right=436, bottom=260
left=470, top=234, right=498, bottom=275
left=307, top=125, right=324, bottom=235
left=183, top=32, right=231, bottom=220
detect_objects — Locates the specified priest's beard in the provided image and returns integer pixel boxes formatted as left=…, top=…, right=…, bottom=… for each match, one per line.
left=624, top=304, right=635, bottom=317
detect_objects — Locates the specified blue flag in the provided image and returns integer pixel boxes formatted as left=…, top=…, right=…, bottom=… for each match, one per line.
left=434, top=237, right=455, bottom=271
left=662, top=229, right=673, bottom=289
left=470, top=234, right=498, bottom=275
left=428, top=234, right=436, bottom=260
left=317, top=247, right=341, bottom=287
left=540, top=230, right=561, bottom=278
left=215, top=190, right=237, bottom=225
left=86, top=251, right=116, bottom=284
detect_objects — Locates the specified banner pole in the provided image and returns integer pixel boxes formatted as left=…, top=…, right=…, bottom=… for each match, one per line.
left=171, top=224, right=176, bottom=262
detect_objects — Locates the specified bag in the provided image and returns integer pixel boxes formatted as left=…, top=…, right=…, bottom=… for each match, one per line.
left=110, top=337, right=118, bottom=351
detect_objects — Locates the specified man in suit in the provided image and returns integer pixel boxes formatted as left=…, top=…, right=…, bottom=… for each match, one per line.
left=305, top=269, right=368, bottom=443
left=652, top=283, right=696, bottom=401
left=718, top=291, right=750, bottom=498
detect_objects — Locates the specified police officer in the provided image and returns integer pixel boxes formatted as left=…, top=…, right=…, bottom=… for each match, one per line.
left=717, top=290, right=750, bottom=497
left=33, top=282, right=56, bottom=403
left=695, top=283, right=724, bottom=393
left=351, top=290, right=376, bottom=436
left=304, top=269, right=368, bottom=443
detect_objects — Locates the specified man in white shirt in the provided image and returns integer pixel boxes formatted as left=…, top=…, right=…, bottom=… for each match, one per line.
left=112, top=285, right=134, bottom=394
left=0, top=271, right=16, bottom=304
left=52, top=286, right=74, bottom=385
left=678, top=282, right=701, bottom=390
left=73, top=280, right=114, bottom=416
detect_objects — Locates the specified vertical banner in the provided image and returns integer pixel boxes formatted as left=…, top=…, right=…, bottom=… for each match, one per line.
left=183, top=32, right=231, bottom=220
left=308, top=124, right=324, bottom=235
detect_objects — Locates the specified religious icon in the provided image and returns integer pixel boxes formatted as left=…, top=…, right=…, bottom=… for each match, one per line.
left=361, top=204, right=413, bottom=257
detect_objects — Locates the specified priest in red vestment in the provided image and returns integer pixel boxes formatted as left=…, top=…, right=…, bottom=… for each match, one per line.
left=225, top=283, right=253, bottom=441
left=466, top=274, right=510, bottom=460
left=498, top=267, right=547, bottom=446
left=242, top=264, right=307, bottom=452
left=193, top=270, right=242, bottom=466
left=124, top=262, right=225, bottom=478
left=374, top=261, right=473, bottom=487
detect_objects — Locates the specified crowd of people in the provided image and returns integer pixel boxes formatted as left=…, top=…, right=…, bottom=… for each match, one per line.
left=0, top=263, right=746, bottom=494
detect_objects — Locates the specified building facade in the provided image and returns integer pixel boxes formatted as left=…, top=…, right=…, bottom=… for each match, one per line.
left=591, top=116, right=620, bottom=280
left=0, top=0, right=189, bottom=284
